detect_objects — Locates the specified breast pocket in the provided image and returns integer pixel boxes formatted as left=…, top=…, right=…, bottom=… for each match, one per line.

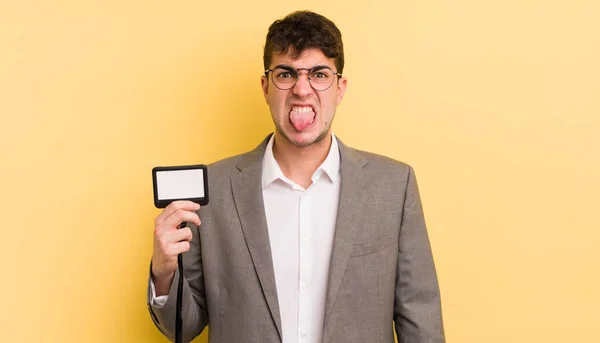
left=346, top=235, right=393, bottom=274
left=350, top=235, right=393, bottom=257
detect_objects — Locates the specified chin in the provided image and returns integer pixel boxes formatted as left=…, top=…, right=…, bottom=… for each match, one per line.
left=282, top=129, right=328, bottom=148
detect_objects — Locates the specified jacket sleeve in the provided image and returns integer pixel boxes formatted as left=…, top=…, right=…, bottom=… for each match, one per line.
left=394, top=166, right=446, bottom=343
left=147, top=220, right=209, bottom=343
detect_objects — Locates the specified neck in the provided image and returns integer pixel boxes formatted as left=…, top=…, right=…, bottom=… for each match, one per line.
left=272, top=132, right=332, bottom=189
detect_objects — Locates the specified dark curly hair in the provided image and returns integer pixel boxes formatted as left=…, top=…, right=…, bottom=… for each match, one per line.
left=263, top=11, right=344, bottom=74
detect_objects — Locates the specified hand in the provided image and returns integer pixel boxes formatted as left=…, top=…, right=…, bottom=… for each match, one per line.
left=151, top=201, right=201, bottom=296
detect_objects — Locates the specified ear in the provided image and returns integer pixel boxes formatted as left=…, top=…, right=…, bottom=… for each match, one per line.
left=261, top=75, right=269, bottom=103
left=336, top=76, right=347, bottom=105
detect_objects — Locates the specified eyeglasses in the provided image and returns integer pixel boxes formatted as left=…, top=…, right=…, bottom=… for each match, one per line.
left=264, top=65, right=342, bottom=91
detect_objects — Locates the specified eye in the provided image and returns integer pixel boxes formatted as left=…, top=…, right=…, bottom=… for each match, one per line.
left=311, top=71, right=330, bottom=79
left=276, top=71, right=295, bottom=79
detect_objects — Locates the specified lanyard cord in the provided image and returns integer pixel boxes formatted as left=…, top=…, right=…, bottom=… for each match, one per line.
left=175, top=222, right=186, bottom=343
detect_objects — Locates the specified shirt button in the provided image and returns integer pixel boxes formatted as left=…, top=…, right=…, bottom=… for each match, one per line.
left=301, top=238, right=309, bottom=245
left=301, top=283, right=308, bottom=291
left=300, top=331, right=307, bottom=338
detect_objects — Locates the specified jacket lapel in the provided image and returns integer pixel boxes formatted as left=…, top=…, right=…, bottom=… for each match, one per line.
left=324, top=140, right=369, bottom=318
left=228, top=135, right=369, bottom=335
left=230, top=135, right=283, bottom=340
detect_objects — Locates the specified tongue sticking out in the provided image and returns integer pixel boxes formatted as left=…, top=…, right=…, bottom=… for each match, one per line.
left=290, top=110, right=315, bottom=131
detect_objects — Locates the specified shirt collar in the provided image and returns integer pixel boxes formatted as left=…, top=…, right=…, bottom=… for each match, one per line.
left=262, top=133, right=340, bottom=189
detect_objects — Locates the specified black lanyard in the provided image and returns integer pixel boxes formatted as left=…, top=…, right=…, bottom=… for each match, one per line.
left=175, top=222, right=186, bottom=343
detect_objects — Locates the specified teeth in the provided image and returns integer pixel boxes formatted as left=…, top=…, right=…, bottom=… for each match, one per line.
left=292, top=106, right=313, bottom=113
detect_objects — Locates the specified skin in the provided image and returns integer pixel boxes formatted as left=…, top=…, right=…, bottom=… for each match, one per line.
left=151, top=201, right=200, bottom=296
left=261, top=48, right=347, bottom=188
left=151, top=48, right=347, bottom=295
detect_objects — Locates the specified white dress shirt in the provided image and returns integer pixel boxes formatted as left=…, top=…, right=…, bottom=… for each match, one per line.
left=152, top=133, right=341, bottom=343
left=262, top=134, right=340, bottom=343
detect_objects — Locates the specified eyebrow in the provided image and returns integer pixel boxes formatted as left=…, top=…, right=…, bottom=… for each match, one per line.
left=274, top=65, right=296, bottom=73
left=274, top=64, right=332, bottom=72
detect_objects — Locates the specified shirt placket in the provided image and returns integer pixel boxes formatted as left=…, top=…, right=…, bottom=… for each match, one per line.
left=297, top=193, right=313, bottom=341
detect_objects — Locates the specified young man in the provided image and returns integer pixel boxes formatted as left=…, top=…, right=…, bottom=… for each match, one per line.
left=148, top=10, right=445, bottom=343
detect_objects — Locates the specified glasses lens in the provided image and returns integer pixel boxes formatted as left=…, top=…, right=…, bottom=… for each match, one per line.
left=309, top=67, right=334, bottom=91
left=271, top=67, right=297, bottom=90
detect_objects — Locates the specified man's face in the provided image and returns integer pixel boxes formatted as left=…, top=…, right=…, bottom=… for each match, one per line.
left=261, top=48, right=347, bottom=148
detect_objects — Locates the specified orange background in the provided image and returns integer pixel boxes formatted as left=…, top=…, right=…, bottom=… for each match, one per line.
left=1, top=1, right=599, bottom=342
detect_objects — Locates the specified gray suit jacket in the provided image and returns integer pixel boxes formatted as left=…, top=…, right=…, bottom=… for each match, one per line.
left=147, top=135, right=445, bottom=343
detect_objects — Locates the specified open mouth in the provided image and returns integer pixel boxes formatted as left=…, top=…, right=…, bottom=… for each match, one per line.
left=289, top=106, right=316, bottom=131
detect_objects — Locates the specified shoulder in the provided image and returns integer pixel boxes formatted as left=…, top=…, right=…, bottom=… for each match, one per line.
left=340, top=144, right=422, bottom=202
left=341, top=143, right=414, bottom=177
left=207, top=153, right=246, bottom=170
left=205, top=150, right=257, bottom=177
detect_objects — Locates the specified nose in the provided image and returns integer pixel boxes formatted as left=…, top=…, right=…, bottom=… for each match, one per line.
left=292, top=72, right=313, bottom=98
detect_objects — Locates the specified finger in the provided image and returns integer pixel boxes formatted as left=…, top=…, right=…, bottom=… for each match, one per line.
left=170, top=241, right=191, bottom=255
left=162, top=208, right=201, bottom=229
left=155, top=201, right=200, bottom=226
left=155, top=201, right=201, bottom=226
left=170, top=227, right=193, bottom=243
left=155, top=226, right=192, bottom=246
